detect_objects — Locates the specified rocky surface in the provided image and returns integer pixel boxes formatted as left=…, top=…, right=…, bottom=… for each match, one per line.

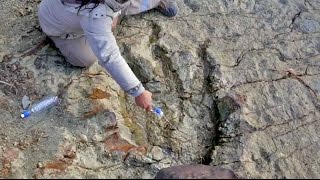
left=0, top=0, right=319, bottom=179
left=154, top=164, right=238, bottom=179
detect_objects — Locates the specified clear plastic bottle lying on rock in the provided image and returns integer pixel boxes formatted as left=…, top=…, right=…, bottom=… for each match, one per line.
left=21, top=95, right=60, bottom=119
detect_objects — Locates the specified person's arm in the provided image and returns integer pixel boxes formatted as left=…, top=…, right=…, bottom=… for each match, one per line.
left=80, top=16, right=144, bottom=97
left=80, top=15, right=153, bottom=111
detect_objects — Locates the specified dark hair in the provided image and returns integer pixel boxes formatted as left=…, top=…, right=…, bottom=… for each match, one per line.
left=77, top=0, right=103, bottom=13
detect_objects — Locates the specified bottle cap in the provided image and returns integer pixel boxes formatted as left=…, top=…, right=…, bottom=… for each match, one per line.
left=153, top=107, right=164, bottom=117
left=21, top=111, right=31, bottom=119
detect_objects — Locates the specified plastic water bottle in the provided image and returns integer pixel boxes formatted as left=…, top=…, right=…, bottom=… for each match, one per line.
left=152, top=107, right=175, bottom=128
left=152, top=107, right=164, bottom=118
left=21, top=96, right=59, bottom=119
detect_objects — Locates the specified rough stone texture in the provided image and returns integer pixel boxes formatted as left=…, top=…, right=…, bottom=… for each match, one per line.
left=0, top=0, right=320, bottom=179
left=154, top=164, right=238, bottom=179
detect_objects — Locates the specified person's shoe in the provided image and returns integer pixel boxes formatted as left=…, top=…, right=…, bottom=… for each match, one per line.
left=157, top=0, right=178, bottom=17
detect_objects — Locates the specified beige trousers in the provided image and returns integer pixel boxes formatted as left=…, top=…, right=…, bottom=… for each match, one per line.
left=51, top=0, right=161, bottom=67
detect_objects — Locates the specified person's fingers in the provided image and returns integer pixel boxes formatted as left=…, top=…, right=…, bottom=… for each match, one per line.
left=111, top=16, right=119, bottom=31
left=146, top=105, right=153, bottom=112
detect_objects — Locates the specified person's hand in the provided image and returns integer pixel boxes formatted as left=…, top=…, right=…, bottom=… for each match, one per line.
left=135, top=90, right=153, bottom=112
left=111, top=16, right=119, bottom=31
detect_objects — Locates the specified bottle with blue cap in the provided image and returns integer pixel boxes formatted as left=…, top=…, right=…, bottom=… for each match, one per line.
left=21, top=95, right=59, bottom=119
left=151, top=106, right=177, bottom=129
left=152, top=107, right=164, bottom=118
